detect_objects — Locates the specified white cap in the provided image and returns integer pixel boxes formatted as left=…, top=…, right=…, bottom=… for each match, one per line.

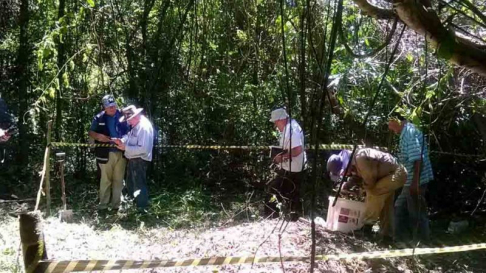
left=269, top=108, right=289, bottom=122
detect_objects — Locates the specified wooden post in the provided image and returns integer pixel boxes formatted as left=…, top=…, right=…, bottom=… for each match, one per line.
left=19, top=212, right=47, bottom=273
left=45, top=120, right=52, bottom=216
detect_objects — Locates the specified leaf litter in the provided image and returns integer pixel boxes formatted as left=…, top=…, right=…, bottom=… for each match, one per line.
left=0, top=202, right=484, bottom=273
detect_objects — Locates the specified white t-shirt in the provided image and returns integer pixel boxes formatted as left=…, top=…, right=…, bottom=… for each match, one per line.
left=278, top=119, right=306, bottom=172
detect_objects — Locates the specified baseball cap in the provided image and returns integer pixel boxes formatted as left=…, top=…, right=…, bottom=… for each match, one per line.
left=101, top=94, right=117, bottom=108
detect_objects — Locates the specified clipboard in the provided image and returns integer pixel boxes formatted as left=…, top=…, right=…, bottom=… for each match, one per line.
left=270, top=145, right=285, bottom=159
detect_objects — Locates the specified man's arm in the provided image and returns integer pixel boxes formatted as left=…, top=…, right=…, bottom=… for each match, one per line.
left=273, top=145, right=302, bottom=163
left=88, top=116, right=111, bottom=142
left=273, top=127, right=304, bottom=163
left=88, top=130, right=111, bottom=142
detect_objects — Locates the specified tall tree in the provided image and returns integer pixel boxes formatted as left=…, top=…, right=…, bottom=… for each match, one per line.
left=55, top=0, right=66, bottom=140
left=16, top=0, right=29, bottom=166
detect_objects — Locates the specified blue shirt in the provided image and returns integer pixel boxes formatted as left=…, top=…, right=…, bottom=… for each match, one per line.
left=399, top=122, right=434, bottom=185
left=105, top=114, right=118, bottom=138
left=90, top=110, right=128, bottom=152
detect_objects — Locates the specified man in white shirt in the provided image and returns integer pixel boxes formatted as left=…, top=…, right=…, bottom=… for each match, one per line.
left=114, top=105, right=154, bottom=212
left=265, top=108, right=307, bottom=221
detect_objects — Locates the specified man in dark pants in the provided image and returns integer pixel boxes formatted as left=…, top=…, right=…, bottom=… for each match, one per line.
left=265, top=108, right=306, bottom=221
left=114, top=105, right=154, bottom=212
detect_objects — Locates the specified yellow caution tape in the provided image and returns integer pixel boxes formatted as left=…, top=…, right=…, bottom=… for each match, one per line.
left=49, top=142, right=484, bottom=158
left=32, top=243, right=486, bottom=272
left=49, top=142, right=385, bottom=151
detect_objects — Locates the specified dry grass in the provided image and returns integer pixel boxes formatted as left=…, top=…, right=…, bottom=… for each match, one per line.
left=1, top=202, right=484, bottom=273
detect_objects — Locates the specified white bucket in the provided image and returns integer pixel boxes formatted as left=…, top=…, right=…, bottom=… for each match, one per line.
left=326, top=196, right=366, bottom=233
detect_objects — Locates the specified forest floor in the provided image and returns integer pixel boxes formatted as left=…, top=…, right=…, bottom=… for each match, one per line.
left=2, top=199, right=486, bottom=273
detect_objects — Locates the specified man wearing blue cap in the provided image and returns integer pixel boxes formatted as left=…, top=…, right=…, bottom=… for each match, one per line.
left=89, top=94, right=129, bottom=211
left=327, top=148, right=407, bottom=243
left=265, top=108, right=306, bottom=221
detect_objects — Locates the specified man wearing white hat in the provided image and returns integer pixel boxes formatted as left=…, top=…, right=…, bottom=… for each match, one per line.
left=265, top=107, right=306, bottom=221
left=114, top=105, right=154, bottom=212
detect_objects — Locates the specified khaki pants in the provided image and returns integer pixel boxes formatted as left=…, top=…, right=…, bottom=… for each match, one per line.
left=363, top=165, right=407, bottom=236
left=98, top=152, right=127, bottom=209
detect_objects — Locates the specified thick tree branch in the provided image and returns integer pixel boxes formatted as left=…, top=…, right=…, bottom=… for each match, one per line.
left=352, top=0, right=395, bottom=19
left=350, top=0, right=486, bottom=76
left=393, top=0, right=486, bottom=75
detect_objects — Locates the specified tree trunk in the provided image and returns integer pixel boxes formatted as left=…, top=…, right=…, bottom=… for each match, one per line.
left=19, top=212, right=48, bottom=273
left=55, top=0, right=66, bottom=141
left=299, top=0, right=308, bottom=126
left=126, top=35, right=138, bottom=100
left=16, top=0, right=29, bottom=166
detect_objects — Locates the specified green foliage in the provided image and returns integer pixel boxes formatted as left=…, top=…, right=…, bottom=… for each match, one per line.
left=149, top=188, right=216, bottom=228
left=1, top=0, right=485, bottom=224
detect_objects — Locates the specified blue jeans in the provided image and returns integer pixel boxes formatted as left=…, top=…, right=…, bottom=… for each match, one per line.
left=126, top=158, right=149, bottom=210
left=394, top=184, right=430, bottom=242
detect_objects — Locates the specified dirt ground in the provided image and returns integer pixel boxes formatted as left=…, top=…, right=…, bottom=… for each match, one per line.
left=1, top=201, right=486, bottom=273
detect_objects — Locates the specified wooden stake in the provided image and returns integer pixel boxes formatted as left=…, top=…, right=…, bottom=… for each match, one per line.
left=34, top=121, right=53, bottom=213
left=45, top=120, right=52, bottom=216
left=19, top=212, right=47, bottom=273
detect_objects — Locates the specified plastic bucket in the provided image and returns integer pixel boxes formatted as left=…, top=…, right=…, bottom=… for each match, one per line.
left=326, top=196, right=365, bottom=233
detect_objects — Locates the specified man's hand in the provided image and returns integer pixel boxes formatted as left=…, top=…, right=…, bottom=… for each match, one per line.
left=115, top=142, right=126, bottom=151
left=0, top=131, right=10, bottom=142
left=112, top=138, right=122, bottom=145
left=112, top=138, right=125, bottom=150
left=97, top=134, right=111, bottom=143
left=0, top=129, right=10, bottom=142
left=273, top=153, right=283, bottom=164
left=273, top=152, right=289, bottom=164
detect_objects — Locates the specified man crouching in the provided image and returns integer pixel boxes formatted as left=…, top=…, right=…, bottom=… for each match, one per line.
left=327, top=148, right=407, bottom=244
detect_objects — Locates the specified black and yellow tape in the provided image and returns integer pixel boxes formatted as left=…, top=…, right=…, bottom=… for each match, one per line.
left=49, top=142, right=483, bottom=158
left=32, top=243, right=486, bottom=272
left=49, top=142, right=380, bottom=151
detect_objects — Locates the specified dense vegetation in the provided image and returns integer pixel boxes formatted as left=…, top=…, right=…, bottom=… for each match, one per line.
left=1, top=0, right=486, bottom=226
